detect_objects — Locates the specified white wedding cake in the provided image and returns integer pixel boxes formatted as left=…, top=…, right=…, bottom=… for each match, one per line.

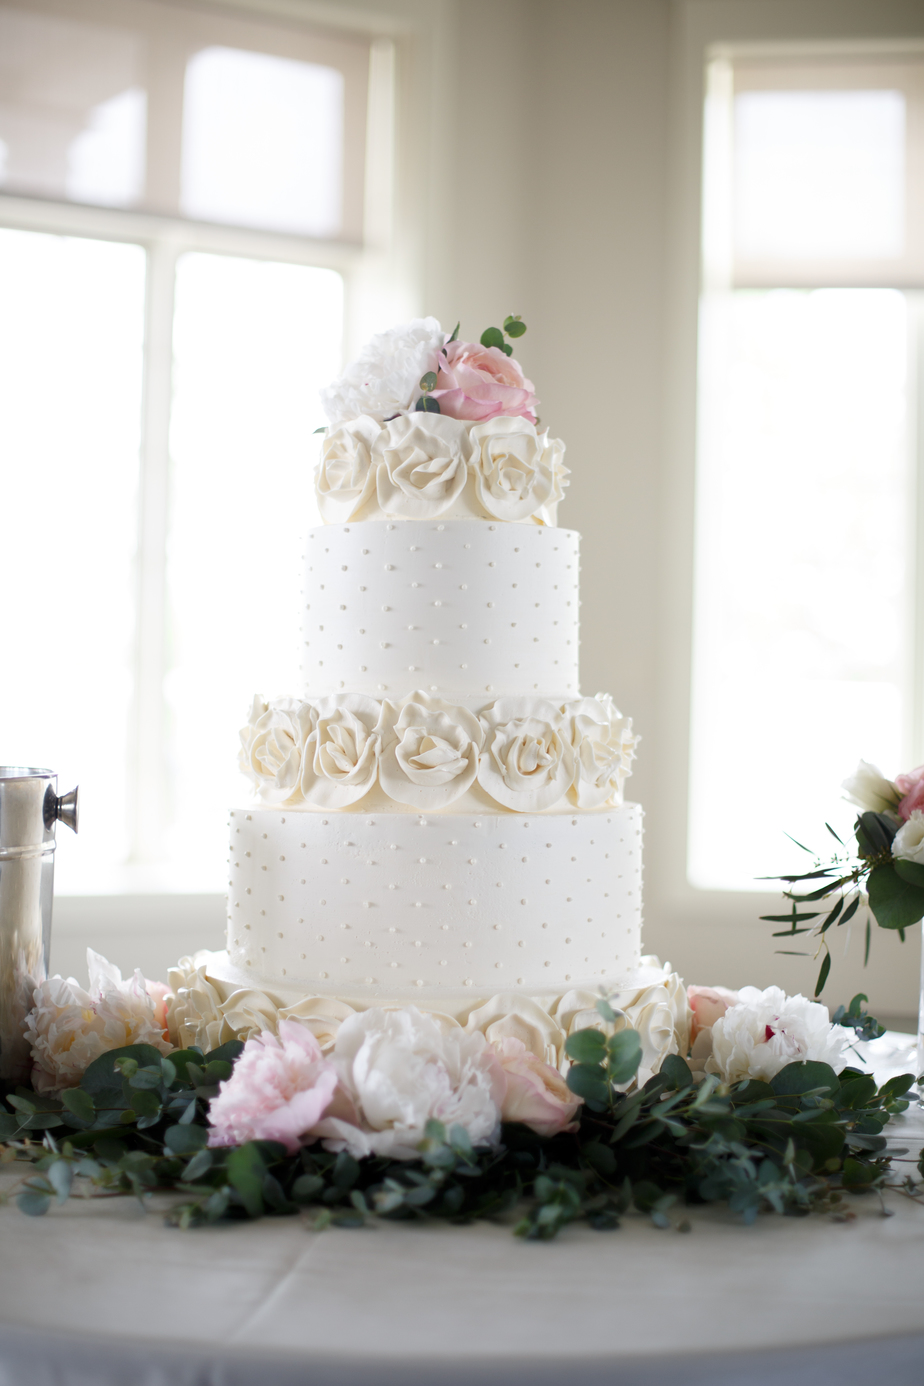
left=170, top=319, right=689, bottom=1074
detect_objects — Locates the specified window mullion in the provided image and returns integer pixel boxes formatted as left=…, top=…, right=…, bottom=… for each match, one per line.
left=129, top=236, right=177, bottom=865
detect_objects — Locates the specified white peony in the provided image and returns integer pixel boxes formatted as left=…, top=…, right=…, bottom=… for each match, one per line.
left=316, top=1007, right=505, bottom=1160
left=374, top=412, right=472, bottom=518
left=300, top=693, right=385, bottom=807
left=478, top=698, right=575, bottom=811
left=893, top=809, right=924, bottom=865
left=379, top=692, right=484, bottom=809
left=320, top=318, right=446, bottom=426
left=315, top=416, right=381, bottom=522
left=569, top=694, right=639, bottom=808
left=27, top=950, right=172, bottom=1093
left=469, top=417, right=569, bottom=524
left=239, top=696, right=312, bottom=804
left=841, top=759, right=900, bottom=815
left=707, top=985, right=848, bottom=1085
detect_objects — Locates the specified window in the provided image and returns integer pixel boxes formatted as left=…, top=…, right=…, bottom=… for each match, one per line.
left=0, top=0, right=396, bottom=899
left=689, top=55, right=924, bottom=891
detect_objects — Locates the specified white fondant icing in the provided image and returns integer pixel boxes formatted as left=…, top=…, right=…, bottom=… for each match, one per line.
left=477, top=697, right=575, bottom=812
left=226, top=803, right=643, bottom=998
left=315, top=413, right=568, bottom=526
left=301, top=521, right=580, bottom=701
left=374, top=413, right=472, bottom=519
left=238, top=691, right=636, bottom=813
left=469, top=416, right=568, bottom=524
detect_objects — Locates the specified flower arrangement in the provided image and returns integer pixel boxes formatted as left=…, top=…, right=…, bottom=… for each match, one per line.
left=2, top=954, right=919, bottom=1237
left=314, top=316, right=569, bottom=526
left=765, top=760, right=924, bottom=995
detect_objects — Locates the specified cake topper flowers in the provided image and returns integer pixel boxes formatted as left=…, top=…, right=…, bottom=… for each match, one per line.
left=319, top=315, right=538, bottom=427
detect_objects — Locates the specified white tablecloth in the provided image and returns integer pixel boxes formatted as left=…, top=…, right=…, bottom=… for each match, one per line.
left=1, top=1034, right=922, bottom=1386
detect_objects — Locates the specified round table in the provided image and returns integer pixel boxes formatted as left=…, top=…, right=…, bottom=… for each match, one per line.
left=1, top=1034, right=922, bottom=1386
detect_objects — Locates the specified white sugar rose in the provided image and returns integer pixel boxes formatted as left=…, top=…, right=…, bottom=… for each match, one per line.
left=27, top=950, right=172, bottom=1092
left=569, top=694, right=638, bottom=808
left=315, top=1006, right=505, bottom=1160
left=301, top=694, right=385, bottom=807
left=707, top=985, right=848, bottom=1084
left=842, top=759, right=900, bottom=815
left=320, top=317, right=445, bottom=425
left=379, top=692, right=484, bottom=809
left=892, top=809, right=924, bottom=865
left=315, top=416, right=381, bottom=522
left=465, top=993, right=566, bottom=1068
left=278, top=996, right=357, bottom=1053
left=168, top=955, right=229, bottom=1052
left=239, top=695, right=312, bottom=804
left=478, top=698, right=575, bottom=811
left=469, top=417, right=569, bottom=524
left=374, top=412, right=472, bottom=518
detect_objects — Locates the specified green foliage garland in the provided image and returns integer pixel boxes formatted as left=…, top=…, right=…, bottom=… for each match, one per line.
left=1, top=1014, right=920, bottom=1238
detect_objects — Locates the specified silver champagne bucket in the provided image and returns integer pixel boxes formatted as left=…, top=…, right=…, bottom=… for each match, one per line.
left=0, top=768, right=78, bottom=1083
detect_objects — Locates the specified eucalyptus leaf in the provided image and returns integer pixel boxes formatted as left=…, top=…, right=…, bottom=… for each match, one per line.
left=164, top=1124, right=208, bottom=1156
left=868, top=863, right=924, bottom=930
left=480, top=326, right=505, bottom=350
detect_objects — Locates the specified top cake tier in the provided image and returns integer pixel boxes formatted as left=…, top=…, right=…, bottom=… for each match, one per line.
left=315, top=412, right=568, bottom=528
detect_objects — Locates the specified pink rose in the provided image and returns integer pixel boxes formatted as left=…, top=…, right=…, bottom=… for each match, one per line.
left=493, top=1036, right=581, bottom=1137
left=688, top=985, right=739, bottom=1043
left=895, top=765, right=924, bottom=821
left=432, top=340, right=538, bottom=423
left=207, top=1019, right=341, bottom=1154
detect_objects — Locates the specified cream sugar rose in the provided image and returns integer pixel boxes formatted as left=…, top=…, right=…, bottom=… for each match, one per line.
left=184, top=313, right=691, bottom=1073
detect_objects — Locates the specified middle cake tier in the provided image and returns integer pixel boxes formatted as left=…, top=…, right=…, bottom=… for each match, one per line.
left=302, top=520, right=580, bottom=704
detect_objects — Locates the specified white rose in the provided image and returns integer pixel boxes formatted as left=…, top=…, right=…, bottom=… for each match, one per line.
left=300, top=694, right=385, bottom=807
left=478, top=698, right=575, bottom=811
left=464, top=993, right=565, bottom=1068
left=239, top=695, right=312, bottom=804
left=707, top=985, right=849, bottom=1084
left=469, top=417, right=568, bottom=523
left=315, top=416, right=381, bottom=522
left=320, top=317, right=445, bottom=425
left=623, top=988, right=679, bottom=1087
left=841, top=759, right=900, bottom=815
left=317, top=1007, right=505, bottom=1160
left=892, top=809, right=924, bottom=865
left=379, top=692, right=484, bottom=809
left=27, top=950, right=172, bottom=1093
left=374, top=412, right=472, bottom=518
left=568, top=693, right=639, bottom=808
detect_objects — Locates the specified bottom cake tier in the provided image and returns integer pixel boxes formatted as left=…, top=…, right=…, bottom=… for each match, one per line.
left=225, top=801, right=644, bottom=1001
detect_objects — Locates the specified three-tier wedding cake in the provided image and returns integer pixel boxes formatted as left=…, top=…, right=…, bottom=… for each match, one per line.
left=169, top=318, right=689, bottom=1075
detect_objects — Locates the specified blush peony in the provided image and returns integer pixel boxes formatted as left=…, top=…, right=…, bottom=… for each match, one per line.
left=706, top=985, right=848, bottom=1085
left=26, top=950, right=173, bottom=1093
left=493, top=1036, right=581, bottom=1137
left=207, top=1019, right=341, bottom=1154
left=432, top=340, right=538, bottom=423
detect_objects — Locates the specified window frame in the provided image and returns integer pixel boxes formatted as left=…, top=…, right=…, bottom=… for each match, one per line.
left=0, top=0, right=443, bottom=963
left=652, top=0, right=924, bottom=1020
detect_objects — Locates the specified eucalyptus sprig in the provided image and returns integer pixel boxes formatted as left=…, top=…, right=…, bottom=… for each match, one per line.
left=2, top=1011, right=918, bottom=1238
left=762, top=810, right=924, bottom=996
